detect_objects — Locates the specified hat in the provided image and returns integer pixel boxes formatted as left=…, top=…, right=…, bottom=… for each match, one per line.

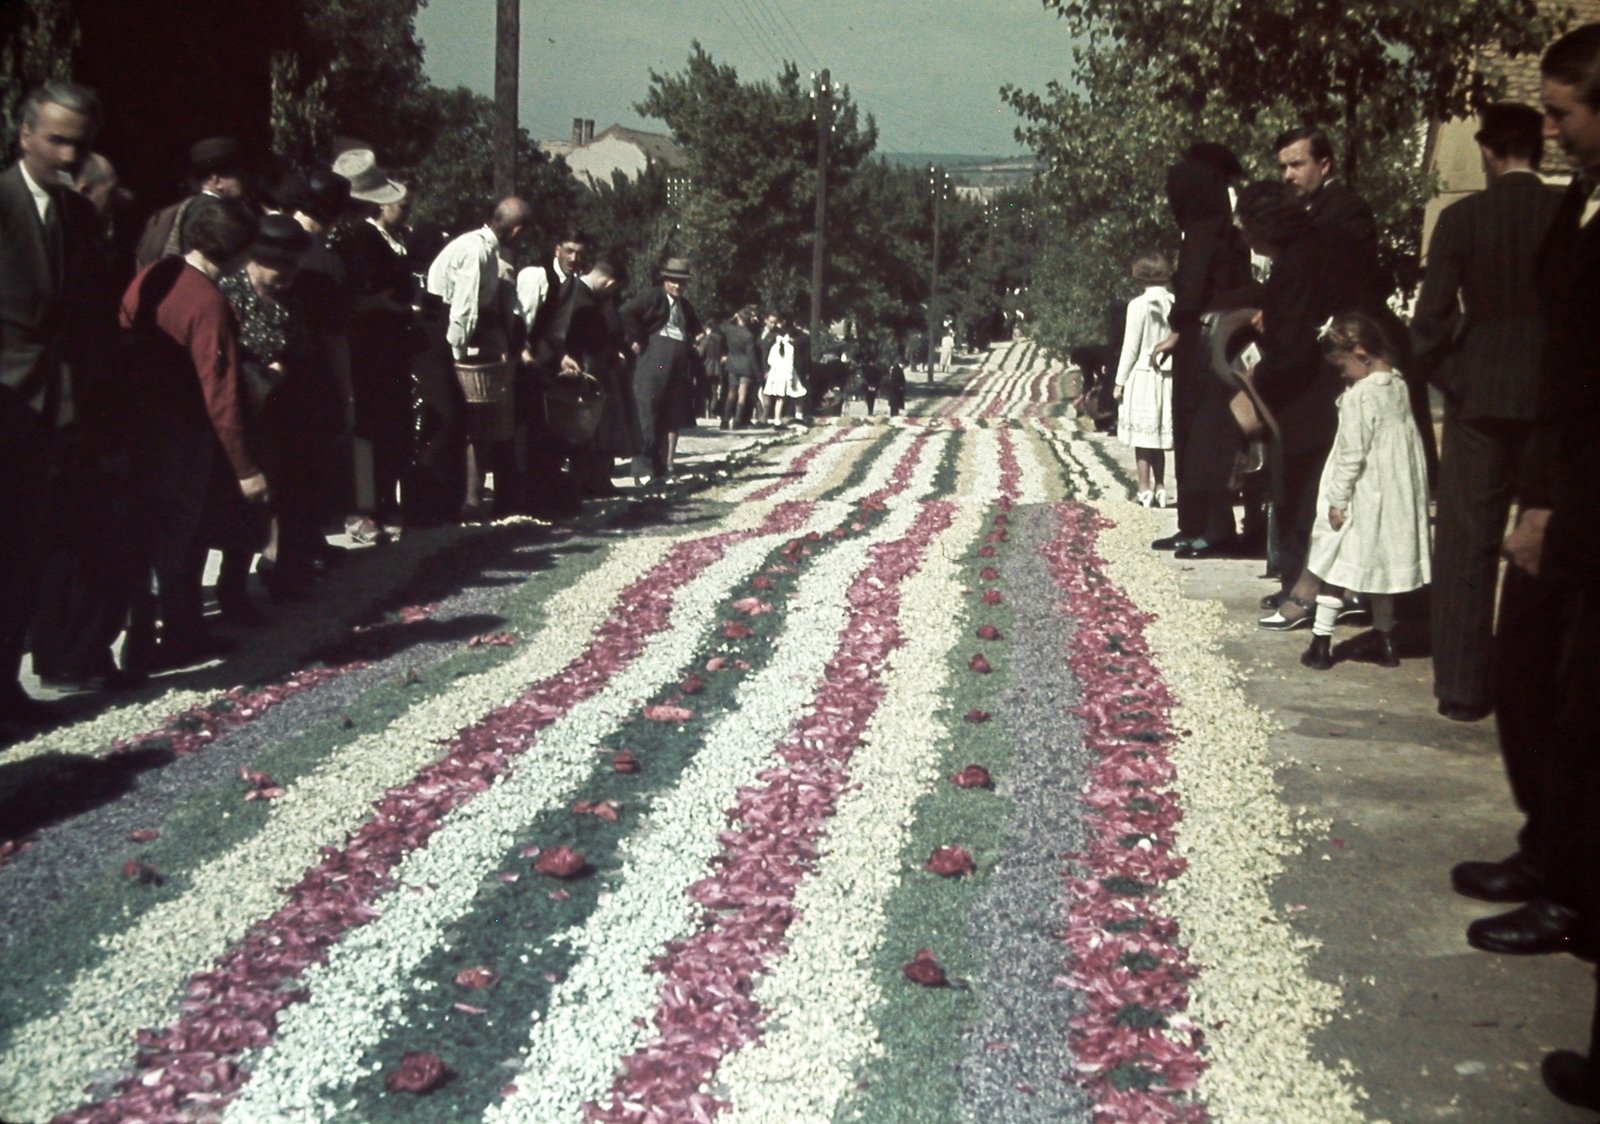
left=660, top=257, right=692, bottom=281
left=332, top=148, right=408, bottom=205
left=250, top=213, right=313, bottom=268
left=190, top=137, right=244, bottom=178
left=280, top=167, right=351, bottom=223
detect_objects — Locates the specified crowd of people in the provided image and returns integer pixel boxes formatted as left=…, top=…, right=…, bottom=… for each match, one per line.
left=0, top=76, right=923, bottom=730
left=1086, top=23, right=1600, bottom=1113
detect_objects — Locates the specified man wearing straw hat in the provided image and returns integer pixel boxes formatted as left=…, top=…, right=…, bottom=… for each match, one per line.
left=621, top=256, right=702, bottom=483
left=333, top=148, right=416, bottom=533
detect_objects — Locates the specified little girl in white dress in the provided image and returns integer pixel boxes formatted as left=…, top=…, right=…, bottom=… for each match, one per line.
left=1113, top=252, right=1175, bottom=507
left=1301, top=313, right=1432, bottom=671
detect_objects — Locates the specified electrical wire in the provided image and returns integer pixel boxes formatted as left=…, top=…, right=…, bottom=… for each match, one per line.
left=766, top=0, right=820, bottom=69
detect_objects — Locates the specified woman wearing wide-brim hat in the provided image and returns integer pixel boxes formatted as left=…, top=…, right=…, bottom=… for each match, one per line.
left=620, top=257, right=704, bottom=482
left=332, top=148, right=418, bottom=531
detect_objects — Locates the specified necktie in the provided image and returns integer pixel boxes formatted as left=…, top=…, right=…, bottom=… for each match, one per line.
left=42, top=189, right=64, bottom=293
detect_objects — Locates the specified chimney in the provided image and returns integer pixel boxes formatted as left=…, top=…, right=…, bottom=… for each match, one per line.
left=583, top=119, right=595, bottom=144
left=572, top=118, right=584, bottom=145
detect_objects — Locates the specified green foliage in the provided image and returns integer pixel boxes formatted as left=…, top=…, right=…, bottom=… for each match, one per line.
left=1005, top=0, right=1522, bottom=354
left=575, top=164, right=679, bottom=301
left=0, top=0, right=78, bottom=143
left=404, top=85, right=577, bottom=250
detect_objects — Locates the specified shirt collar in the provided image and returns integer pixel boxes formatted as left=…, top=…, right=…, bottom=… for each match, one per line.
left=18, top=162, right=53, bottom=202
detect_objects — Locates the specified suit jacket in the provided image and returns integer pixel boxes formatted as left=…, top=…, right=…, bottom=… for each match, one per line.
left=619, top=286, right=702, bottom=351
left=1523, top=178, right=1600, bottom=586
left=1412, top=172, right=1562, bottom=420
left=538, top=279, right=639, bottom=455
left=0, top=162, right=105, bottom=427
left=134, top=195, right=199, bottom=270
left=1253, top=224, right=1364, bottom=455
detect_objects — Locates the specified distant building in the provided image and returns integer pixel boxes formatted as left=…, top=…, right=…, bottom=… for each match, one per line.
left=1420, top=0, right=1600, bottom=253
left=543, top=119, right=690, bottom=205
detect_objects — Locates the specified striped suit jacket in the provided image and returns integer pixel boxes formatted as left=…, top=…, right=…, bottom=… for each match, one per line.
left=1411, top=170, right=1563, bottom=421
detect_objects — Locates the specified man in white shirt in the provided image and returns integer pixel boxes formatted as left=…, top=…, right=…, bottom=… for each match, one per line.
left=516, top=228, right=591, bottom=358
left=426, top=196, right=532, bottom=361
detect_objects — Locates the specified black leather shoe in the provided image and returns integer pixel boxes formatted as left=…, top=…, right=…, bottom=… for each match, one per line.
left=37, top=668, right=146, bottom=693
left=1467, top=900, right=1581, bottom=955
left=1439, top=700, right=1492, bottom=722
left=1301, top=634, right=1333, bottom=670
left=1336, top=628, right=1399, bottom=667
left=1452, top=854, right=1544, bottom=903
left=1174, top=536, right=1238, bottom=560
left=1261, top=590, right=1288, bottom=612
left=0, top=683, right=60, bottom=727
left=1150, top=534, right=1194, bottom=552
left=1543, top=1050, right=1600, bottom=1110
left=149, top=632, right=237, bottom=673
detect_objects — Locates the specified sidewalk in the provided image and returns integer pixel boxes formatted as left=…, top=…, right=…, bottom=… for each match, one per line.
left=1095, top=432, right=1593, bottom=1123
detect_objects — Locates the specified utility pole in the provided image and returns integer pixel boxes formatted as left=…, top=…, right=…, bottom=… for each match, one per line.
left=493, top=0, right=519, bottom=198
left=809, top=69, right=830, bottom=348
left=927, top=165, right=943, bottom=382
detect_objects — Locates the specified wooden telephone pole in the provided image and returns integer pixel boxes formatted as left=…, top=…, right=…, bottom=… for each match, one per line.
left=809, top=69, right=830, bottom=348
left=927, top=165, right=944, bottom=382
left=493, top=0, right=519, bottom=198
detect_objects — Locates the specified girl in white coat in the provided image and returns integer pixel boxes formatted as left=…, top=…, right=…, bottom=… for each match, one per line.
left=1301, top=313, right=1432, bottom=671
left=1113, top=252, right=1176, bottom=506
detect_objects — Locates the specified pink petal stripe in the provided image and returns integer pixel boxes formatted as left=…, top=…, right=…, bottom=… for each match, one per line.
left=1043, top=502, right=1206, bottom=1124
left=56, top=502, right=818, bottom=1124
left=742, top=426, right=851, bottom=502
left=585, top=498, right=957, bottom=1124
left=58, top=430, right=917, bottom=1122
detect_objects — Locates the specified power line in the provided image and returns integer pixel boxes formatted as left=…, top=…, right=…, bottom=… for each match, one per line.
left=767, top=0, right=820, bottom=68
left=714, top=0, right=785, bottom=72
left=749, top=0, right=810, bottom=68
left=731, top=0, right=790, bottom=69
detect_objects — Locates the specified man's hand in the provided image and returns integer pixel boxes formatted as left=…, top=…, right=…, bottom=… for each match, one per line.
left=521, top=347, right=536, bottom=366
left=560, top=354, right=581, bottom=375
left=1112, top=386, right=1123, bottom=401
left=239, top=473, right=271, bottom=505
left=1149, top=332, right=1179, bottom=367
left=631, top=342, right=642, bottom=356
left=1329, top=507, right=1346, bottom=531
left=1504, top=507, right=1552, bottom=576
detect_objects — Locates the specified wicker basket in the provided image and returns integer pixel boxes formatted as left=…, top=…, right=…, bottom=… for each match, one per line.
left=455, top=360, right=516, bottom=441
left=544, top=373, right=606, bottom=447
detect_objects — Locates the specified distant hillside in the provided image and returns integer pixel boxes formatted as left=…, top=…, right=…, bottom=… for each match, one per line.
left=880, top=153, right=1041, bottom=192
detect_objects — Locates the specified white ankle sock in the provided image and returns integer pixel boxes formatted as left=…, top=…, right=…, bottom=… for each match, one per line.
left=1313, top=594, right=1341, bottom=637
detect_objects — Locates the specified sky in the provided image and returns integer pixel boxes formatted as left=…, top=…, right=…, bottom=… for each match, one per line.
left=414, top=0, right=1080, bottom=156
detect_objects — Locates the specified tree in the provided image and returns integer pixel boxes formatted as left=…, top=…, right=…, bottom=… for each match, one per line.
left=575, top=164, right=679, bottom=300
left=0, top=0, right=78, bottom=143
left=637, top=43, right=877, bottom=323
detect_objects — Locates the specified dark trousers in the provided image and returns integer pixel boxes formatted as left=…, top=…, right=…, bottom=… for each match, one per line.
left=1271, top=443, right=1331, bottom=592
left=31, top=426, right=141, bottom=680
left=1172, top=335, right=1238, bottom=540
left=0, top=405, right=61, bottom=689
left=1431, top=411, right=1532, bottom=710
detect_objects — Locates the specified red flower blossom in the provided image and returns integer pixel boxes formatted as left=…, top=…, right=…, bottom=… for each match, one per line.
left=926, top=847, right=976, bottom=877
left=980, top=566, right=1000, bottom=580
left=722, top=621, right=754, bottom=639
left=534, top=847, right=588, bottom=878
left=977, top=546, right=997, bottom=558
left=982, top=589, right=1003, bottom=605
left=970, top=654, right=992, bottom=673
left=965, top=709, right=990, bottom=723
left=951, top=765, right=993, bottom=788
left=573, top=800, right=621, bottom=822
left=121, top=859, right=157, bottom=882
left=454, top=966, right=499, bottom=988
left=644, top=704, right=694, bottom=723
left=127, top=829, right=160, bottom=842
left=679, top=674, right=705, bottom=695
left=977, top=624, right=1002, bottom=641
left=731, top=596, right=774, bottom=616
left=903, top=948, right=948, bottom=987
left=751, top=576, right=773, bottom=590
left=386, top=1052, right=450, bottom=1094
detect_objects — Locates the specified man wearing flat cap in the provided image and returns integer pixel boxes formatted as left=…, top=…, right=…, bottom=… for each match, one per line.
left=620, top=257, right=703, bottom=482
left=135, top=136, right=249, bottom=269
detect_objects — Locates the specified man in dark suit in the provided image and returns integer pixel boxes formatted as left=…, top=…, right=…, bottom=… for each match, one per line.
left=535, top=251, right=638, bottom=500
left=1455, top=26, right=1600, bottom=1117
left=134, top=137, right=248, bottom=269
left=1278, top=127, right=1439, bottom=481
left=620, top=258, right=703, bottom=481
left=0, top=82, right=106, bottom=727
left=1411, top=103, right=1562, bottom=723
